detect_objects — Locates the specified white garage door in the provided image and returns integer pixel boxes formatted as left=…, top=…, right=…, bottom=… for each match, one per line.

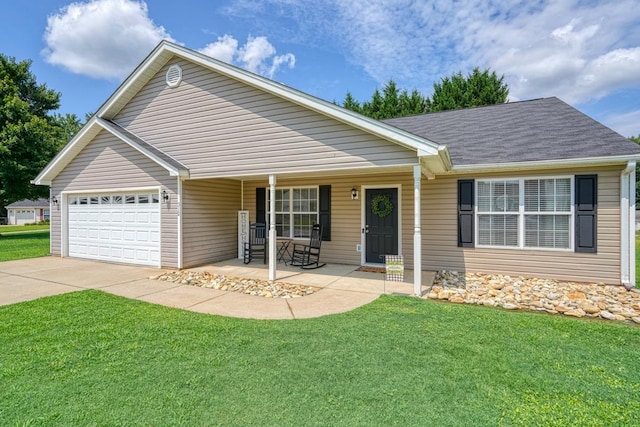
left=67, top=192, right=160, bottom=266
left=14, top=210, right=34, bottom=225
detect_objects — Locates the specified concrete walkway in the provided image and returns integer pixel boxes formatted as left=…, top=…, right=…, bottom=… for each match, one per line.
left=0, top=257, right=435, bottom=319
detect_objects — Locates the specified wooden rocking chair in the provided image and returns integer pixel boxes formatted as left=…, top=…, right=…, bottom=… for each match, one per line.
left=290, top=224, right=325, bottom=269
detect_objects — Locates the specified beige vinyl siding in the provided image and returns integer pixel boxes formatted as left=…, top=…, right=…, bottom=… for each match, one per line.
left=113, top=59, right=417, bottom=178
left=243, top=171, right=416, bottom=267
left=182, top=179, right=241, bottom=267
left=423, top=166, right=623, bottom=284
left=50, top=130, right=179, bottom=267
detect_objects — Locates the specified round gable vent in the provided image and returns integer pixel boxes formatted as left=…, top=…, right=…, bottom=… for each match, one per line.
left=166, top=64, right=182, bottom=88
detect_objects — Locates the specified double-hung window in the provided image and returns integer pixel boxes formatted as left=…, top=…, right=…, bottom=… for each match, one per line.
left=476, top=177, right=573, bottom=250
left=268, top=187, right=318, bottom=238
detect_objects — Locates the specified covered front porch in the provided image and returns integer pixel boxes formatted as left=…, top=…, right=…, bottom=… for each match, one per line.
left=181, top=163, right=444, bottom=296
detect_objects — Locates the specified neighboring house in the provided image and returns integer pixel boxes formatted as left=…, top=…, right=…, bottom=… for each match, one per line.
left=6, top=199, right=50, bottom=225
left=34, top=41, right=640, bottom=293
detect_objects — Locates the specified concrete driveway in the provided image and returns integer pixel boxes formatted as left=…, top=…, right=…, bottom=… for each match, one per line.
left=0, top=257, right=397, bottom=319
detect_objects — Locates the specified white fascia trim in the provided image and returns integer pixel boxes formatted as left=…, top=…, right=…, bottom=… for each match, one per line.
left=33, top=116, right=100, bottom=186
left=96, top=118, right=189, bottom=178
left=448, top=154, right=640, bottom=174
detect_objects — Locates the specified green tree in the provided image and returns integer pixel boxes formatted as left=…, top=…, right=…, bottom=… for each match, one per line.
left=361, top=88, right=384, bottom=119
left=0, top=54, right=68, bottom=214
left=341, top=91, right=361, bottom=114
left=344, top=80, right=428, bottom=119
left=53, top=112, right=83, bottom=142
left=341, top=69, right=506, bottom=120
left=429, top=67, right=509, bottom=111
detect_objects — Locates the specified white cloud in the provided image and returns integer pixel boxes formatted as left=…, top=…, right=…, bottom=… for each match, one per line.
left=43, top=0, right=175, bottom=79
left=603, top=109, right=640, bottom=138
left=198, top=35, right=295, bottom=79
left=199, top=35, right=238, bottom=64
left=43, top=0, right=295, bottom=81
left=222, top=0, right=640, bottom=103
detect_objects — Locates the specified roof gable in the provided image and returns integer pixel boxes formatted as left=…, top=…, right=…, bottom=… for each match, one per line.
left=98, top=41, right=442, bottom=156
left=33, top=116, right=189, bottom=185
left=384, top=97, right=640, bottom=168
left=111, top=58, right=435, bottom=178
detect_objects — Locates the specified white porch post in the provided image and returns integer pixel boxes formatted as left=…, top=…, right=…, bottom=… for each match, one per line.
left=413, top=165, right=422, bottom=296
left=621, top=161, right=636, bottom=289
left=268, top=174, right=277, bottom=281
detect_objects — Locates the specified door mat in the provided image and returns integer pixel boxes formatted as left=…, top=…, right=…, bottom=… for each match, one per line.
left=356, top=266, right=386, bottom=273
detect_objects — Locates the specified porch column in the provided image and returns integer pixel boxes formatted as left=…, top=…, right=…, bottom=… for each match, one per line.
left=268, top=174, right=277, bottom=281
left=413, top=165, right=422, bottom=296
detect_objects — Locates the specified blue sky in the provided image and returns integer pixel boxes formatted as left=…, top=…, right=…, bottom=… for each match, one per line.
left=2, top=0, right=639, bottom=137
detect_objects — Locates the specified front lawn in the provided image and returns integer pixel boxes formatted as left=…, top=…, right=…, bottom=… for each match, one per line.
left=0, top=230, right=50, bottom=262
left=0, top=224, right=50, bottom=234
left=1, top=291, right=638, bottom=426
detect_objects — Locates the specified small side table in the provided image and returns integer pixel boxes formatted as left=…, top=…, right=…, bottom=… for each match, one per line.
left=276, top=237, right=293, bottom=264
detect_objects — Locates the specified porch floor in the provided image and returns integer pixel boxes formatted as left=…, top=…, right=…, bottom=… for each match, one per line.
left=189, top=259, right=436, bottom=296
left=172, top=259, right=435, bottom=319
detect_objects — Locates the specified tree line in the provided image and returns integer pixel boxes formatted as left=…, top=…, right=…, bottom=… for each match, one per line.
left=338, top=67, right=509, bottom=119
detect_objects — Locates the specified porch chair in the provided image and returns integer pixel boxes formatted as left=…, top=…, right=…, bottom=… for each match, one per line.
left=243, top=222, right=267, bottom=264
left=290, top=224, right=325, bottom=269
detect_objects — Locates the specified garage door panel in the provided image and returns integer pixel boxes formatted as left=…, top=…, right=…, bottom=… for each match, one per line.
left=68, top=192, right=160, bottom=266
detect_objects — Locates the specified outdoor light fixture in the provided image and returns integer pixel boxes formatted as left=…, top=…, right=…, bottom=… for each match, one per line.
left=51, top=196, right=58, bottom=205
left=162, top=190, right=169, bottom=202
left=351, top=188, right=359, bottom=200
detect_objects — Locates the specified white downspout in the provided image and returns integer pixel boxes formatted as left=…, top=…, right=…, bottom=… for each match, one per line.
left=413, top=165, right=422, bottom=296
left=177, top=177, right=183, bottom=269
left=268, top=174, right=277, bottom=281
left=620, top=161, right=636, bottom=290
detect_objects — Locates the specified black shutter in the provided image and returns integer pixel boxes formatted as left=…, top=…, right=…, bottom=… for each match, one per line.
left=256, top=188, right=266, bottom=224
left=319, top=185, right=331, bottom=241
left=575, top=174, right=597, bottom=253
left=458, top=179, right=474, bottom=247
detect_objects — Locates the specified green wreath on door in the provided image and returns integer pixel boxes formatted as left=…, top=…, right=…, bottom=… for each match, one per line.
left=371, top=194, right=394, bottom=218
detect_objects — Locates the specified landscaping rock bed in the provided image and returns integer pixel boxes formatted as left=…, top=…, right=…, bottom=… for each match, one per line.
left=427, top=271, right=640, bottom=324
left=151, top=271, right=320, bottom=298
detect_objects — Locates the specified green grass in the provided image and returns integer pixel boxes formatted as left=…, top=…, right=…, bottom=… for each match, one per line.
left=1, top=291, right=639, bottom=426
left=0, top=230, right=50, bottom=261
left=0, top=224, right=50, bottom=234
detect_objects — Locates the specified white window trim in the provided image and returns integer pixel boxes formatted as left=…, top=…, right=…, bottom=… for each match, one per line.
left=475, top=176, right=575, bottom=251
left=267, top=185, right=319, bottom=239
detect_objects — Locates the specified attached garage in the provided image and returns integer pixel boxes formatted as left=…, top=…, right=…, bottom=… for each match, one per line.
left=66, top=192, right=161, bottom=266
left=13, top=210, right=34, bottom=225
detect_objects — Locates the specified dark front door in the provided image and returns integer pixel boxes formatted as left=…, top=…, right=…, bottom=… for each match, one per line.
left=365, top=188, right=398, bottom=263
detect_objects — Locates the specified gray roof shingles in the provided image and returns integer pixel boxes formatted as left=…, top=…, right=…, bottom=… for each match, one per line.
left=382, top=97, right=640, bottom=166
left=7, top=198, right=50, bottom=208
